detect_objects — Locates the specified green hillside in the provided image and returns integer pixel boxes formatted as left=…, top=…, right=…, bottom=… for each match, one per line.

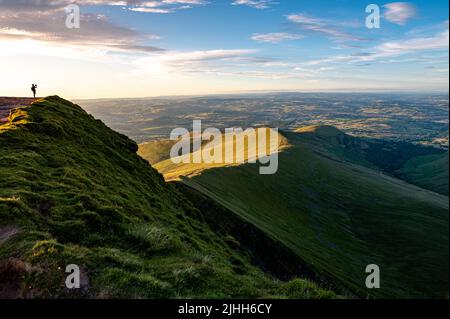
left=138, top=133, right=215, bottom=166
left=398, top=152, right=449, bottom=196
left=151, top=127, right=449, bottom=298
left=294, top=125, right=448, bottom=195
left=138, top=139, right=177, bottom=165
left=0, top=96, right=339, bottom=299
left=154, top=128, right=289, bottom=181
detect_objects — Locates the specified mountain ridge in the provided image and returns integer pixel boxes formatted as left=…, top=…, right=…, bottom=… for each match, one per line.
left=145, top=124, right=449, bottom=298
left=0, top=96, right=338, bottom=299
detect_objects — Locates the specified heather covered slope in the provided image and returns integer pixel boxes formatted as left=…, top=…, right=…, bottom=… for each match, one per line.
left=150, top=126, right=449, bottom=298
left=0, top=96, right=338, bottom=299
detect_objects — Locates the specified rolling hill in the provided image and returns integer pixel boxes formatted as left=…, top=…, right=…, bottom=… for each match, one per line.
left=0, top=96, right=339, bottom=299
left=144, top=125, right=449, bottom=298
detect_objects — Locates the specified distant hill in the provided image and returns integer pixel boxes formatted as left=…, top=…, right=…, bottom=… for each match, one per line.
left=0, top=96, right=338, bottom=299
left=295, top=125, right=344, bottom=137
left=145, top=126, right=449, bottom=298
left=153, top=128, right=289, bottom=181
left=293, top=125, right=448, bottom=195
left=398, top=152, right=449, bottom=196
left=138, top=139, right=177, bottom=165
left=138, top=132, right=215, bottom=166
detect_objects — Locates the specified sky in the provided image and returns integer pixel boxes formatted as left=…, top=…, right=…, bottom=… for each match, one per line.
left=0, top=0, right=448, bottom=98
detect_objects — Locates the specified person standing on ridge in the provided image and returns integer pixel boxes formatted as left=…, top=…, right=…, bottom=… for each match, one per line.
left=31, top=84, right=37, bottom=98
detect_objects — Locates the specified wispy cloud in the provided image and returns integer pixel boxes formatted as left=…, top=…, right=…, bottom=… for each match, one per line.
left=157, top=49, right=258, bottom=65
left=132, top=49, right=263, bottom=77
left=127, top=0, right=207, bottom=13
left=287, top=13, right=362, bottom=42
left=372, top=29, right=448, bottom=59
left=0, top=0, right=169, bottom=54
left=384, top=2, right=417, bottom=25
left=0, top=0, right=206, bottom=14
left=0, top=12, right=164, bottom=54
left=251, top=32, right=303, bottom=43
left=301, top=23, right=449, bottom=67
left=135, top=48, right=339, bottom=81
left=232, top=0, right=277, bottom=9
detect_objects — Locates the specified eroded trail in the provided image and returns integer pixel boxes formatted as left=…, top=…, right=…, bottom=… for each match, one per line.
left=0, top=225, right=19, bottom=245
left=0, top=97, right=36, bottom=123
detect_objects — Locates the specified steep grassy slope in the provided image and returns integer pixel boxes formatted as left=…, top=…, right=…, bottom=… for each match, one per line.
left=295, top=125, right=448, bottom=195
left=398, top=152, right=449, bottom=196
left=150, top=127, right=449, bottom=298
left=0, top=96, right=338, bottom=299
left=138, top=133, right=213, bottom=166
left=138, top=139, right=177, bottom=165
left=143, top=125, right=448, bottom=193
left=0, top=98, right=36, bottom=121
left=154, top=128, right=290, bottom=181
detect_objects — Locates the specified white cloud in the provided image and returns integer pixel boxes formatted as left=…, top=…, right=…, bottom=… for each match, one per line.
left=0, top=11, right=164, bottom=54
left=147, top=49, right=258, bottom=68
left=132, top=48, right=340, bottom=81
left=251, top=32, right=303, bottom=43
left=0, top=0, right=206, bottom=14
left=0, top=0, right=206, bottom=53
left=372, top=29, right=449, bottom=58
left=126, top=0, right=206, bottom=13
left=129, top=7, right=173, bottom=13
left=0, top=1, right=170, bottom=55
left=384, top=2, right=417, bottom=25
left=129, top=48, right=284, bottom=82
left=300, top=25, right=449, bottom=67
left=287, top=13, right=362, bottom=42
left=130, top=48, right=257, bottom=73
left=232, top=0, right=277, bottom=9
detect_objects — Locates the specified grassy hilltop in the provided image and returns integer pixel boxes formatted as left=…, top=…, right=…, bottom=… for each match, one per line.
left=146, top=125, right=449, bottom=298
left=0, top=96, right=338, bottom=299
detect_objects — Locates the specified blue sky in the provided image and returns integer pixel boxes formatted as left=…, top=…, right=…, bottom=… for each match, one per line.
left=0, top=0, right=448, bottom=98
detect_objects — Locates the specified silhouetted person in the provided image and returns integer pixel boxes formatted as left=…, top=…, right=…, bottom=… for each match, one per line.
left=31, top=84, right=37, bottom=98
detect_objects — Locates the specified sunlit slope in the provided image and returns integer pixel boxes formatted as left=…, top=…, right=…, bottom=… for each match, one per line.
left=138, top=133, right=213, bottom=165
left=137, top=139, right=176, bottom=165
left=153, top=128, right=290, bottom=181
left=0, top=97, right=339, bottom=299
left=157, top=127, right=449, bottom=298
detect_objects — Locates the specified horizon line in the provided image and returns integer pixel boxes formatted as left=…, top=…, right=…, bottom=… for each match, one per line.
left=2, top=89, right=449, bottom=101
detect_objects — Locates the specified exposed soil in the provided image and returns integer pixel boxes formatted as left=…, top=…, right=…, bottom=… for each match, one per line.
left=0, top=225, right=19, bottom=245
left=0, top=97, right=36, bottom=123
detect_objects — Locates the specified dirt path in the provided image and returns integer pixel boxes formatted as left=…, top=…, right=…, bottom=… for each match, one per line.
left=0, top=97, right=36, bottom=123
left=0, top=225, right=19, bottom=245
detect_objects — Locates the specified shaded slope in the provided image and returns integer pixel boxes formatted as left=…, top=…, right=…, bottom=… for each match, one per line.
left=398, top=152, right=449, bottom=196
left=0, top=96, right=338, bottom=299
left=154, top=127, right=449, bottom=298
left=295, top=125, right=448, bottom=194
